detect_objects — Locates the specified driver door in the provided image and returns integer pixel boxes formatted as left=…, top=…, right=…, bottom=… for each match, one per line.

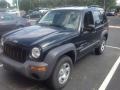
left=78, top=11, right=96, bottom=57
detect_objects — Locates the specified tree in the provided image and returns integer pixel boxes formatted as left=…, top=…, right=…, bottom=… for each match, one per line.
left=39, top=0, right=116, bottom=8
left=0, top=0, right=10, bottom=8
left=12, top=0, right=39, bottom=11
left=105, top=0, right=116, bottom=10
left=17, top=0, right=116, bottom=11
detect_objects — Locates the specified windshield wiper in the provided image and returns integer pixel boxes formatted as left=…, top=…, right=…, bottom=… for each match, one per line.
left=38, top=23, right=67, bottom=29
left=49, top=24, right=66, bottom=29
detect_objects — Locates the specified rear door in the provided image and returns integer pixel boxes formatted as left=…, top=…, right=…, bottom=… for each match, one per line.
left=92, top=10, right=105, bottom=41
left=93, top=10, right=108, bottom=41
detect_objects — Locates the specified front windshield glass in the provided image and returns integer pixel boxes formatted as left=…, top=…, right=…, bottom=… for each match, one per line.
left=38, top=10, right=81, bottom=30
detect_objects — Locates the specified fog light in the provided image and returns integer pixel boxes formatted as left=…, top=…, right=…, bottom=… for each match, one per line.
left=30, top=66, right=47, bottom=72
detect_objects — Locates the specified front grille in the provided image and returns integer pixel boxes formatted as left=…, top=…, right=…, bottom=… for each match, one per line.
left=3, top=43, right=28, bottom=63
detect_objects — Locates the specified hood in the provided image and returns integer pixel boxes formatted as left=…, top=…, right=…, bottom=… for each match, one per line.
left=4, top=25, right=77, bottom=47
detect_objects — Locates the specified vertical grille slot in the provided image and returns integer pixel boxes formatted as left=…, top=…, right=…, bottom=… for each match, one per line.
left=3, top=43, right=28, bottom=63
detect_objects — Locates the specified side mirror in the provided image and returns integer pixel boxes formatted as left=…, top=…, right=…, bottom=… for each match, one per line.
left=85, top=24, right=95, bottom=32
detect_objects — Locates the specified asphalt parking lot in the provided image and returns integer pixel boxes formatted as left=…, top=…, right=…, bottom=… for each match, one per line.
left=0, top=16, right=120, bottom=90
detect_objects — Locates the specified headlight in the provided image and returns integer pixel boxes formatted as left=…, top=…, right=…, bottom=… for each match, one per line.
left=1, top=38, right=4, bottom=46
left=31, top=47, right=41, bottom=59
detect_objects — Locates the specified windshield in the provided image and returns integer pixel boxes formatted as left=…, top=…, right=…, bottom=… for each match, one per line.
left=38, top=10, right=81, bottom=30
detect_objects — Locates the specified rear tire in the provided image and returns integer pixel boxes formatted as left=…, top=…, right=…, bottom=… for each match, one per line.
left=95, top=37, right=106, bottom=55
left=47, top=56, right=73, bottom=90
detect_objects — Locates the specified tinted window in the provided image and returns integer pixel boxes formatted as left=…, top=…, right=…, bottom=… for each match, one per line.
left=93, top=11, right=101, bottom=26
left=84, top=11, right=94, bottom=27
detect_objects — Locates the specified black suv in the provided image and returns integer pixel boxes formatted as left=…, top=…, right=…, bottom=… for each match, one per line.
left=0, top=7, right=109, bottom=90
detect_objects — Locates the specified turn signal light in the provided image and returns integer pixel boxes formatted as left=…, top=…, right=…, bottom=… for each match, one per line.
left=30, top=66, right=47, bottom=72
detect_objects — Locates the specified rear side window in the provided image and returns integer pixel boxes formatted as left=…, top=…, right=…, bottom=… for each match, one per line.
left=93, top=11, right=101, bottom=26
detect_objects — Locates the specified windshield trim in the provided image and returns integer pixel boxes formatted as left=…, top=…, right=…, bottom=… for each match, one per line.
left=78, top=11, right=84, bottom=32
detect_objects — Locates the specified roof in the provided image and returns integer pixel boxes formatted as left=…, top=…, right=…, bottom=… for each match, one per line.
left=52, top=6, right=88, bottom=10
left=52, top=6, right=104, bottom=11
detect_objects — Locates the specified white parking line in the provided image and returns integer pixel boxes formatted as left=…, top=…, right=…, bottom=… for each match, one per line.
left=106, top=45, right=120, bottom=50
left=0, top=64, right=3, bottom=67
left=99, top=56, right=120, bottom=90
left=109, top=25, right=120, bottom=29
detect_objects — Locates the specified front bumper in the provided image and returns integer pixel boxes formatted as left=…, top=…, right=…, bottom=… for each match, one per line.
left=0, top=54, right=49, bottom=80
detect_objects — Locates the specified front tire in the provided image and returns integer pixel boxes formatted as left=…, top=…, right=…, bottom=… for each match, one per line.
left=95, top=37, right=106, bottom=55
left=48, top=56, right=73, bottom=90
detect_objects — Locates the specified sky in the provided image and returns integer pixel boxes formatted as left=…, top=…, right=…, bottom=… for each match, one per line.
left=117, top=0, right=120, bottom=5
